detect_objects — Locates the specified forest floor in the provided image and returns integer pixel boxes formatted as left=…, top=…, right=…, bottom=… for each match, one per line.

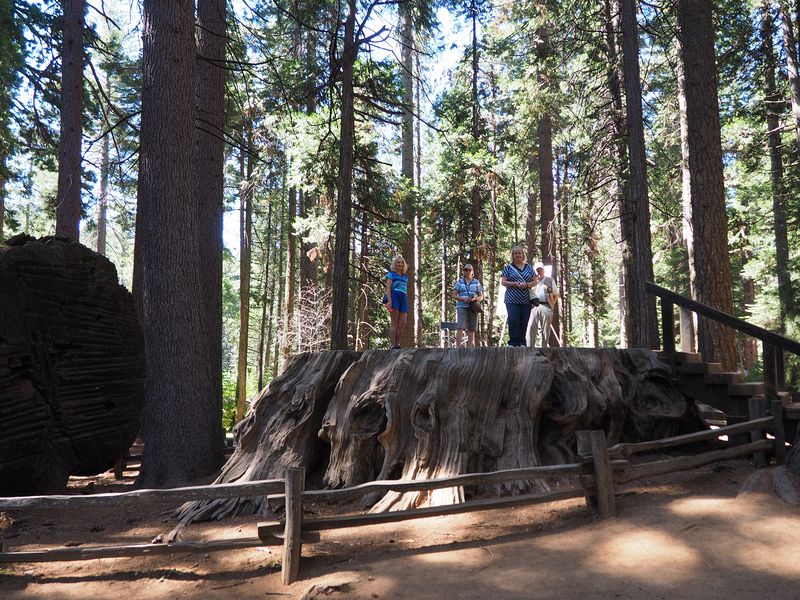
left=1, top=457, right=799, bottom=600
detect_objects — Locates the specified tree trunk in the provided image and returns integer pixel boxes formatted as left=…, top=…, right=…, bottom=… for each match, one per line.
left=177, top=350, right=360, bottom=522
left=195, top=0, right=226, bottom=465
left=470, top=1, right=482, bottom=279
left=330, top=0, right=357, bottom=350
left=256, top=269, right=268, bottom=392
left=676, top=0, right=736, bottom=370
left=283, top=186, right=297, bottom=359
left=763, top=3, right=793, bottom=327
left=256, top=202, right=274, bottom=391
left=526, top=151, right=537, bottom=252
left=399, top=6, right=416, bottom=348
left=536, top=22, right=556, bottom=268
left=586, top=232, right=600, bottom=347
left=273, top=190, right=287, bottom=375
left=619, top=0, right=658, bottom=349
left=178, top=348, right=704, bottom=521
left=55, top=0, right=84, bottom=241
left=538, top=115, right=555, bottom=265
left=0, top=172, right=5, bottom=241
left=264, top=230, right=278, bottom=385
left=356, top=211, right=370, bottom=351
left=136, top=0, right=220, bottom=487
left=676, top=38, right=697, bottom=353
left=557, top=169, right=569, bottom=346
left=741, top=259, right=758, bottom=371
left=439, top=220, right=447, bottom=347
left=235, top=141, right=253, bottom=424
left=96, top=133, right=108, bottom=255
left=602, top=0, right=630, bottom=349
left=300, top=21, right=319, bottom=292
left=414, top=49, right=424, bottom=348
left=779, top=2, right=800, bottom=150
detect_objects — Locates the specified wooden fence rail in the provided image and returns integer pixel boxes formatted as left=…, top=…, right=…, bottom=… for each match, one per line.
left=0, top=479, right=285, bottom=511
left=0, top=417, right=784, bottom=585
left=260, top=487, right=589, bottom=537
left=266, top=462, right=593, bottom=505
left=607, top=416, right=774, bottom=459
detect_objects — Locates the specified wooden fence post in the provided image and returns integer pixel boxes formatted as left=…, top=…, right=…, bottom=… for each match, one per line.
left=748, top=398, right=768, bottom=467
left=576, top=431, right=595, bottom=510
left=771, top=398, right=787, bottom=466
left=576, top=430, right=616, bottom=518
left=776, top=348, right=786, bottom=391
left=589, top=430, right=615, bottom=518
left=661, top=298, right=675, bottom=353
left=679, top=307, right=695, bottom=353
left=763, top=343, right=776, bottom=400
left=282, top=467, right=305, bottom=585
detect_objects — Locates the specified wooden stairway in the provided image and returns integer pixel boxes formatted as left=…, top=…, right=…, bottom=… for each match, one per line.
left=659, top=351, right=797, bottom=446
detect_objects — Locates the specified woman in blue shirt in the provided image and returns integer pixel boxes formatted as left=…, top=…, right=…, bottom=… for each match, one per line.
left=500, top=246, right=535, bottom=347
left=383, top=255, right=409, bottom=349
left=452, top=263, right=484, bottom=347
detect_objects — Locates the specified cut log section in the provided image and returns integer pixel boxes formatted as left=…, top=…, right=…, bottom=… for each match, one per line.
left=0, top=235, right=144, bottom=494
left=180, top=347, right=705, bottom=522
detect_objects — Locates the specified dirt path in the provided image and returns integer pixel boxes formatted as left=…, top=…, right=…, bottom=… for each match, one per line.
left=2, top=460, right=799, bottom=599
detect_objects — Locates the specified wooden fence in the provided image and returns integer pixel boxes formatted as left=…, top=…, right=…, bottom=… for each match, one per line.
left=0, top=409, right=786, bottom=585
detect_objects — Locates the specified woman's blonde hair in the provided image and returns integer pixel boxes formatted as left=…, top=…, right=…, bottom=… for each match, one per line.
left=510, top=245, right=526, bottom=263
left=390, top=255, right=407, bottom=274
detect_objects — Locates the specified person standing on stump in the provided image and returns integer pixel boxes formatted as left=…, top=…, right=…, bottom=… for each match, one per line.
left=528, top=261, right=559, bottom=349
left=383, top=255, right=409, bottom=349
left=452, top=263, right=484, bottom=348
left=501, top=246, right=535, bottom=347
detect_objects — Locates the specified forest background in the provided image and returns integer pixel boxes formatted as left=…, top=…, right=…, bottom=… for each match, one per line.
left=1, top=0, right=798, bottom=486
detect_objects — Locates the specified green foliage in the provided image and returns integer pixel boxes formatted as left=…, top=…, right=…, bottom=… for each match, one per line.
left=6, top=0, right=800, bottom=421
left=221, top=371, right=238, bottom=432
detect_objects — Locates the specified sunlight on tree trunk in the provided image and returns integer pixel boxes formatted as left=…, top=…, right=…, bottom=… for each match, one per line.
left=676, top=0, right=736, bottom=370
left=55, top=0, right=84, bottom=241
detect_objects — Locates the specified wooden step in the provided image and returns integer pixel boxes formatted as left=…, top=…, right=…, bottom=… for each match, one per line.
left=658, top=351, right=703, bottom=365
left=727, top=382, right=765, bottom=397
left=705, top=372, right=745, bottom=384
left=784, top=402, right=800, bottom=419
left=675, top=362, right=723, bottom=376
left=697, top=402, right=726, bottom=426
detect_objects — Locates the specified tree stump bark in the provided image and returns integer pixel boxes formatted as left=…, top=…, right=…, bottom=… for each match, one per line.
left=177, top=350, right=360, bottom=521
left=180, top=347, right=704, bottom=521
left=0, top=235, right=144, bottom=494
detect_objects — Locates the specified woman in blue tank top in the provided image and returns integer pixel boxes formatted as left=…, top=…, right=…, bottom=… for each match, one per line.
left=383, top=255, right=409, bottom=349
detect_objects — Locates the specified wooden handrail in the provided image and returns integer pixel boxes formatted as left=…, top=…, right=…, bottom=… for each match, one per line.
left=646, top=282, right=800, bottom=356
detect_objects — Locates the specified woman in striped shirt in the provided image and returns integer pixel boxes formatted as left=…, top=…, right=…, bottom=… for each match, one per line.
left=500, top=246, right=535, bottom=347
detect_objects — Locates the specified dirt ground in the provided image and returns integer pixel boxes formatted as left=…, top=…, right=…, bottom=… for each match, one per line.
left=1, top=458, right=799, bottom=600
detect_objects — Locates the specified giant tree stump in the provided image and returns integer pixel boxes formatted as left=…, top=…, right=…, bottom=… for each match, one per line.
left=0, top=235, right=144, bottom=494
left=179, top=347, right=705, bottom=521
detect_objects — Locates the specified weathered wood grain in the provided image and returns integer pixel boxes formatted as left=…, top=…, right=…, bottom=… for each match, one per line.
left=282, top=467, right=304, bottom=585
left=181, top=347, right=703, bottom=521
left=0, top=235, right=144, bottom=494
left=175, top=350, right=360, bottom=521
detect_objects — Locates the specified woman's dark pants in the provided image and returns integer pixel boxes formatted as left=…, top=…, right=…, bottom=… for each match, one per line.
left=506, top=302, right=531, bottom=347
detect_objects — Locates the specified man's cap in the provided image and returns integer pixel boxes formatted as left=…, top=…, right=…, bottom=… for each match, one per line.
left=533, top=261, right=545, bottom=270
left=464, top=263, right=473, bottom=270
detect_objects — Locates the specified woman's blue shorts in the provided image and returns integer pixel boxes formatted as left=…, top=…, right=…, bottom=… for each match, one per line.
left=391, top=290, right=408, bottom=313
